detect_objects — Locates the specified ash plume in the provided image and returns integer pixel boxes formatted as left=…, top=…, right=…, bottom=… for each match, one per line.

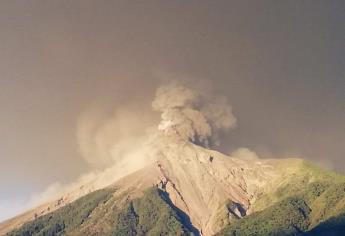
left=25, top=80, right=239, bottom=212
left=152, top=82, right=237, bottom=147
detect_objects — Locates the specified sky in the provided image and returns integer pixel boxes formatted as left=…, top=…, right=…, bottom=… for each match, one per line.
left=0, top=0, right=344, bottom=221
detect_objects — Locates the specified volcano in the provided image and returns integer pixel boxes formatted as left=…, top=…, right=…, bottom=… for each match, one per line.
left=2, top=83, right=345, bottom=236
left=2, top=132, right=345, bottom=236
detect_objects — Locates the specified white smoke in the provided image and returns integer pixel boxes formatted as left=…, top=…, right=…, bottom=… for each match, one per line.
left=76, top=105, right=156, bottom=167
left=152, top=82, right=237, bottom=147
left=231, top=147, right=259, bottom=160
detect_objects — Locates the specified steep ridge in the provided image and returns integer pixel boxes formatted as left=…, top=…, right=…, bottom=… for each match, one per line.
left=138, top=135, right=279, bottom=235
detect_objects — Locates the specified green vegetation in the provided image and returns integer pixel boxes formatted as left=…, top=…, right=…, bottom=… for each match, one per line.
left=305, top=212, right=345, bottom=236
left=216, top=161, right=345, bottom=236
left=112, top=202, right=138, bottom=235
left=7, top=188, right=193, bottom=236
left=112, top=188, right=192, bottom=236
left=216, top=197, right=311, bottom=236
left=7, top=189, right=114, bottom=236
left=252, top=159, right=345, bottom=213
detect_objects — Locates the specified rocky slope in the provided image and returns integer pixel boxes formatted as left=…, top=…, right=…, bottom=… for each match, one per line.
left=2, top=134, right=345, bottom=236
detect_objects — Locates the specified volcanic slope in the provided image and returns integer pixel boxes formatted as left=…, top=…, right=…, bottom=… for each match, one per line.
left=2, top=135, right=345, bottom=236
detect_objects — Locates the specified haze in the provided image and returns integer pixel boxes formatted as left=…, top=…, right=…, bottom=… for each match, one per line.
left=0, top=0, right=344, bottom=222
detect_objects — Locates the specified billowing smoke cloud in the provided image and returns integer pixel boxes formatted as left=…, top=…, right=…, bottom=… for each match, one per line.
left=76, top=105, right=157, bottom=167
left=152, top=82, right=237, bottom=147
left=77, top=81, right=237, bottom=169
left=24, top=105, right=158, bottom=212
left=21, top=80, right=239, bottom=214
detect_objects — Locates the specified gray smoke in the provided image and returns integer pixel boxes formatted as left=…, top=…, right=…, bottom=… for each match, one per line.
left=22, top=81, right=239, bottom=215
left=152, top=82, right=237, bottom=147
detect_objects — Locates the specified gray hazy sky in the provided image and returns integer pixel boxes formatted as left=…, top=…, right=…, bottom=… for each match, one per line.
left=0, top=0, right=344, bottom=221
